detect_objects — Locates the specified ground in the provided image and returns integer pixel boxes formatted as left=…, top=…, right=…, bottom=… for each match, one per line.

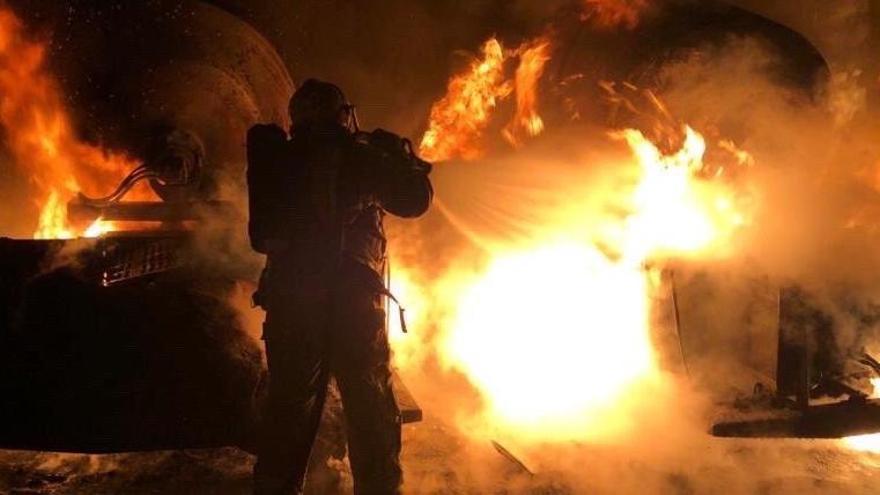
left=0, top=412, right=879, bottom=494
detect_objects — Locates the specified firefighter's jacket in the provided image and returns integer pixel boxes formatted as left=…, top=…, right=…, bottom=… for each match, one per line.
left=247, top=122, right=432, bottom=296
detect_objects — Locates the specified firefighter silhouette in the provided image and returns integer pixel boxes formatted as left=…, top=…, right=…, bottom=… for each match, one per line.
left=247, top=79, right=432, bottom=494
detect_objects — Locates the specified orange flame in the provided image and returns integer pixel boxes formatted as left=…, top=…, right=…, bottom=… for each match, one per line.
left=419, top=36, right=555, bottom=162
left=503, top=38, right=552, bottom=147
left=407, top=17, right=752, bottom=444
left=582, top=0, right=650, bottom=29
left=843, top=378, right=880, bottom=453
left=0, top=8, right=145, bottom=239
left=419, top=38, right=512, bottom=162
left=395, top=125, right=750, bottom=443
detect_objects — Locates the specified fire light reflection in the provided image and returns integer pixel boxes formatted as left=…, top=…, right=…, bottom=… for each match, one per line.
left=842, top=378, right=880, bottom=453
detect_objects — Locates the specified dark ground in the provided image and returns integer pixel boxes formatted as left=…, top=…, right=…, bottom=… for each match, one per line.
left=1, top=412, right=879, bottom=494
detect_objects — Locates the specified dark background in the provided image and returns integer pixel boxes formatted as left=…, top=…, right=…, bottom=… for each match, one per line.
left=13, top=0, right=877, bottom=136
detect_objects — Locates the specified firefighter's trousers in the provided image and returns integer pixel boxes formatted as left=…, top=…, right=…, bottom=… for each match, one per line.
left=254, top=273, right=402, bottom=495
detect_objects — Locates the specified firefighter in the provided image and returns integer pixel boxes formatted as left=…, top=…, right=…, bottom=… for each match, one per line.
left=247, top=79, right=433, bottom=495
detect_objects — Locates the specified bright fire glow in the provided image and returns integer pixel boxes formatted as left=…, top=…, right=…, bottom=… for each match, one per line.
left=843, top=377, right=880, bottom=453
left=397, top=124, right=748, bottom=443
left=419, top=38, right=512, bottom=162
left=83, top=218, right=112, bottom=239
left=613, top=126, right=746, bottom=262
left=0, top=8, right=149, bottom=239
left=419, top=35, right=553, bottom=162
left=444, top=244, right=653, bottom=441
left=843, top=434, right=880, bottom=453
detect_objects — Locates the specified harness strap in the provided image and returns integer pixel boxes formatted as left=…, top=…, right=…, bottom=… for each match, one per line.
left=378, top=286, right=408, bottom=334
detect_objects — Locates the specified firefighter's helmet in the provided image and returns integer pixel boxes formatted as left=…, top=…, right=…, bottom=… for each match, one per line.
left=288, top=79, right=355, bottom=131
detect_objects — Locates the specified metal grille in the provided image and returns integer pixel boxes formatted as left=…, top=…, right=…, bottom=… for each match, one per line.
left=99, top=238, right=184, bottom=286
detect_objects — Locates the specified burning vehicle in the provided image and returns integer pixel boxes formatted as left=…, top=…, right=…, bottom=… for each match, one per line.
left=0, top=0, right=880, bottom=492
left=0, top=0, right=423, bottom=465
left=0, top=0, right=296, bottom=453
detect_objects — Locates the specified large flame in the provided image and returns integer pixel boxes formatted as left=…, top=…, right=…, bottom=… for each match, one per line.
left=443, top=243, right=654, bottom=442
left=612, top=126, right=747, bottom=262
left=396, top=123, right=748, bottom=443
left=0, top=8, right=148, bottom=239
left=582, top=0, right=651, bottom=29
left=404, top=33, right=749, bottom=443
left=419, top=36, right=553, bottom=162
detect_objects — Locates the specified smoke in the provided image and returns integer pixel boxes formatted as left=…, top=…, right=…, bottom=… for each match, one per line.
left=380, top=3, right=880, bottom=494
left=652, top=34, right=880, bottom=366
left=2, top=1, right=880, bottom=493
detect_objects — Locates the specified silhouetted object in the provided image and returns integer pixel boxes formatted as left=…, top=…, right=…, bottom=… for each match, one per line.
left=247, top=79, right=432, bottom=495
left=0, top=236, right=261, bottom=451
left=713, top=288, right=880, bottom=438
left=0, top=6, right=423, bottom=491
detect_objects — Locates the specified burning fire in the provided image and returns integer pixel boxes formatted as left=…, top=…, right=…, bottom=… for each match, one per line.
left=401, top=115, right=748, bottom=442
left=447, top=127, right=742, bottom=441
left=419, top=36, right=552, bottom=162
left=443, top=243, right=655, bottom=441
left=842, top=377, right=880, bottom=453
left=582, top=0, right=651, bottom=29
left=404, top=28, right=754, bottom=443
left=0, top=8, right=147, bottom=239
left=612, top=126, right=747, bottom=262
